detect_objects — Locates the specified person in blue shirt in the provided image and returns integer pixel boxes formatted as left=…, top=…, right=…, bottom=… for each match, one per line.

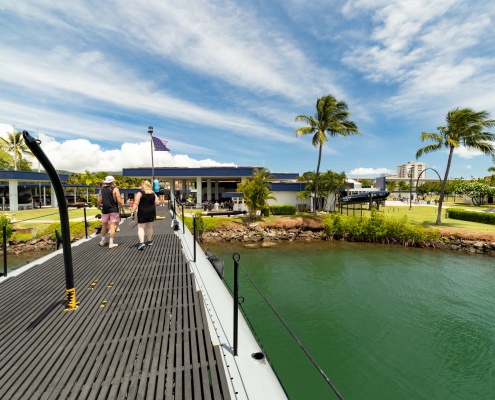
left=152, top=176, right=160, bottom=195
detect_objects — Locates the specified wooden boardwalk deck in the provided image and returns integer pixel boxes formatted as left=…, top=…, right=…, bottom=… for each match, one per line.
left=0, top=206, right=231, bottom=399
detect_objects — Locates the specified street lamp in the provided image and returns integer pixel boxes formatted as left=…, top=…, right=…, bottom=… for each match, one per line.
left=408, top=168, right=413, bottom=210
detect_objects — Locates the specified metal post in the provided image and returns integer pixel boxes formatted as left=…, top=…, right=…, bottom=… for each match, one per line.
left=23, top=130, right=78, bottom=310
left=84, top=207, right=88, bottom=239
left=148, top=126, right=154, bottom=180
left=409, top=172, right=413, bottom=210
left=182, top=203, right=185, bottom=233
left=193, top=216, right=196, bottom=263
left=233, top=253, right=240, bottom=356
left=2, top=225, right=7, bottom=277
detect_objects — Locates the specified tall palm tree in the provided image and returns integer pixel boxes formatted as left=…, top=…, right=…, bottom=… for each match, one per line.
left=295, top=94, right=360, bottom=216
left=416, top=107, right=495, bottom=225
left=0, top=130, right=32, bottom=170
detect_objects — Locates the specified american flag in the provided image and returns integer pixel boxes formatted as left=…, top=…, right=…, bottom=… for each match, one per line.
left=152, top=136, right=170, bottom=151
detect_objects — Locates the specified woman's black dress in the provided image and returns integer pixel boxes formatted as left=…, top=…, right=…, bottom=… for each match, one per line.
left=137, top=191, right=156, bottom=223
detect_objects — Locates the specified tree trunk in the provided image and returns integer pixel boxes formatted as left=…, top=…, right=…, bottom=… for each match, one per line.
left=313, top=143, right=323, bottom=216
left=436, top=147, right=454, bottom=225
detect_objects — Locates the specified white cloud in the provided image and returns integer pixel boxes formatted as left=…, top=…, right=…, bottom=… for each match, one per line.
left=453, top=146, right=484, bottom=159
left=348, top=167, right=394, bottom=176
left=0, top=125, right=236, bottom=173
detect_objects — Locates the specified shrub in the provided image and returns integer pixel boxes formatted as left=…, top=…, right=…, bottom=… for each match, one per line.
left=0, top=214, right=14, bottom=242
left=446, top=208, right=495, bottom=225
left=324, top=211, right=440, bottom=245
left=183, top=212, right=230, bottom=235
left=269, top=204, right=296, bottom=215
left=88, top=194, right=99, bottom=207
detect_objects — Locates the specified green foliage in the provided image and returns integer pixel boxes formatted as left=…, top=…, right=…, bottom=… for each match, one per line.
left=88, top=194, right=99, bottom=207
left=269, top=204, right=296, bottom=215
left=0, top=214, right=14, bottom=241
left=38, top=221, right=101, bottom=240
left=446, top=208, right=495, bottom=225
left=324, top=209, right=441, bottom=245
left=453, top=180, right=495, bottom=206
left=416, top=181, right=441, bottom=195
left=237, top=168, right=276, bottom=219
left=183, top=212, right=230, bottom=235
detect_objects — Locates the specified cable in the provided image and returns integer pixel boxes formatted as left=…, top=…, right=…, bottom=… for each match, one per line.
left=237, top=262, right=345, bottom=400
left=190, top=215, right=344, bottom=399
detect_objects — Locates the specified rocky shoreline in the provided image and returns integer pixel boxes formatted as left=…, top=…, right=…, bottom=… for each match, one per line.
left=3, top=228, right=495, bottom=257
left=2, top=236, right=63, bottom=255
left=201, top=227, right=495, bottom=256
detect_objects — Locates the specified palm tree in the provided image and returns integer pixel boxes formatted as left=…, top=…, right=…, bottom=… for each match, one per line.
left=416, top=107, right=495, bottom=225
left=295, top=94, right=360, bottom=216
left=488, top=155, right=495, bottom=173
left=237, top=168, right=276, bottom=219
left=0, top=130, right=32, bottom=170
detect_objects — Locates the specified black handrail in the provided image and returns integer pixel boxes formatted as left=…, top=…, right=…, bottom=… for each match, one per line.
left=23, top=130, right=78, bottom=311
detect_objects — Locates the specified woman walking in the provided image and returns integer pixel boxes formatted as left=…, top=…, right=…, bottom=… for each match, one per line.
left=131, top=180, right=159, bottom=250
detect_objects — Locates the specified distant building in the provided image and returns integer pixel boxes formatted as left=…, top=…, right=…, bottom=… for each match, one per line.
left=397, top=161, right=426, bottom=179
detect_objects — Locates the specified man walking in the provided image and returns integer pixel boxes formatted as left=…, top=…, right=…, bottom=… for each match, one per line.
left=97, top=175, right=123, bottom=249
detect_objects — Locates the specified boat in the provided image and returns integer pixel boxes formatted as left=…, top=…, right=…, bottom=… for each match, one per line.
left=338, top=189, right=390, bottom=205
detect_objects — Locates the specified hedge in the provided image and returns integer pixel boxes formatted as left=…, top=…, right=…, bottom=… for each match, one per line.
left=446, top=208, right=495, bottom=225
left=269, top=204, right=296, bottom=215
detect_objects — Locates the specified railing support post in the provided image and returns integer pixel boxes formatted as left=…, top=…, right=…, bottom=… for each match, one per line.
left=233, top=253, right=240, bottom=356
left=182, top=203, right=185, bottom=233
left=193, top=216, right=197, bottom=263
left=2, top=225, right=7, bottom=277
left=84, top=207, right=88, bottom=239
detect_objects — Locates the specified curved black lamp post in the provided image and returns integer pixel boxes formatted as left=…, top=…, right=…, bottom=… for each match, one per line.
left=23, top=130, right=78, bottom=311
left=416, top=168, right=443, bottom=202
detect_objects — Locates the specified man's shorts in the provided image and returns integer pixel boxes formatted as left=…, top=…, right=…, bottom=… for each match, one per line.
left=101, top=212, right=120, bottom=223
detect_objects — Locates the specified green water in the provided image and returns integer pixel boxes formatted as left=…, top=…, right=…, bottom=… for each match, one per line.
left=205, top=241, right=495, bottom=400
left=5, top=250, right=54, bottom=271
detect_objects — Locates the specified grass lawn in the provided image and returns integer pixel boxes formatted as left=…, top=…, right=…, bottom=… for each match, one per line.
left=353, top=201, right=495, bottom=237
left=0, top=207, right=102, bottom=241
left=1, top=207, right=101, bottom=224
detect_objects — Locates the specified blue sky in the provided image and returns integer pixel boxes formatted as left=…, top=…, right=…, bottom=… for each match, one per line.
left=1, top=0, right=495, bottom=179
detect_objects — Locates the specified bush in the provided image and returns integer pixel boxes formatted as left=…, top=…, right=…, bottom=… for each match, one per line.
left=269, top=204, right=296, bottom=215
left=0, top=214, right=14, bottom=241
left=183, top=212, right=230, bottom=235
left=88, top=194, right=99, bottom=207
left=446, top=208, right=495, bottom=225
left=41, top=221, right=101, bottom=241
left=324, top=210, right=440, bottom=245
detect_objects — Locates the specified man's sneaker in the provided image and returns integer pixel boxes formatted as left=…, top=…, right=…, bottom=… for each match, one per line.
left=147, top=241, right=153, bottom=246
left=137, top=243, right=146, bottom=251
left=108, top=243, right=119, bottom=249
left=99, top=240, right=105, bottom=247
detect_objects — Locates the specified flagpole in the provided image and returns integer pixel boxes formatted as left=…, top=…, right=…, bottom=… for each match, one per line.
left=148, top=126, right=154, bottom=180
